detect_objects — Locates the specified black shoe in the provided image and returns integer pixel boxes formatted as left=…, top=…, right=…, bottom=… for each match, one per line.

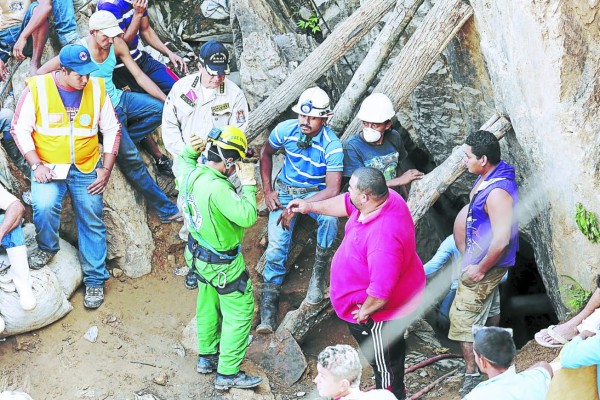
left=459, top=373, right=484, bottom=395
left=196, top=354, right=218, bottom=374
left=155, top=155, right=174, bottom=177
left=256, top=283, right=280, bottom=334
left=214, top=371, right=262, bottom=390
left=185, top=269, right=198, bottom=290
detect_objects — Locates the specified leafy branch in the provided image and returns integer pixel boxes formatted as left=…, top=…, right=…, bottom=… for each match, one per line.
left=297, top=15, right=322, bottom=34
left=559, top=275, right=592, bottom=313
left=575, top=203, right=600, bottom=243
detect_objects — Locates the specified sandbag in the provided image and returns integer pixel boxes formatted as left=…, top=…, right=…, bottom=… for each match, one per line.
left=0, top=267, right=72, bottom=338
left=22, top=224, right=83, bottom=297
left=0, top=391, right=34, bottom=400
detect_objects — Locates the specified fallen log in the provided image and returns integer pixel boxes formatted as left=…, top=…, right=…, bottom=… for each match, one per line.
left=245, top=0, right=399, bottom=142
left=341, top=0, right=473, bottom=141
left=329, top=0, right=425, bottom=133
left=275, top=115, right=511, bottom=343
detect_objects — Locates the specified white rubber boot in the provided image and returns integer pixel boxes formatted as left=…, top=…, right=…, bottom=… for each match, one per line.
left=6, top=246, right=36, bottom=311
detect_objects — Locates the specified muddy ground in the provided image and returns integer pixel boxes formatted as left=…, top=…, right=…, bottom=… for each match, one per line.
left=0, top=204, right=561, bottom=400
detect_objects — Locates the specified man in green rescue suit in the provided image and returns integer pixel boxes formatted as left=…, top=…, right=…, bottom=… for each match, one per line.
left=176, top=125, right=262, bottom=390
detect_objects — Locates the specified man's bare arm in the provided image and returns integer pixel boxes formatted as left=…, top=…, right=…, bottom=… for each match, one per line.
left=121, top=0, right=147, bottom=45
left=463, top=188, right=513, bottom=282
left=260, top=142, right=282, bottom=211
left=287, top=193, right=348, bottom=218
left=13, top=0, right=52, bottom=61
left=303, top=171, right=342, bottom=203
left=114, top=38, right=166, bottom=102
left=37, top=55, right=61, bottom=75
left=0, top=199, right=24, bottom=242
left=139, top=17, right=187, bottom=73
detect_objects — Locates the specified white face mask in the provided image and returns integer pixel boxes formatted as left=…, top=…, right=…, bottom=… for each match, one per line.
left=362, top=127, right=382, bottom=143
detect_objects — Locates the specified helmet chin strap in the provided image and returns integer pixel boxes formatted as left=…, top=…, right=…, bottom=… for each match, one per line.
left=208, top=144, right=235, bottom=172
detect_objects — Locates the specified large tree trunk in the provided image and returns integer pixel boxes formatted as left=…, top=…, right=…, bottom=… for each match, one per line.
left=341, top=0, right=473, bottom=141
left=329, top=0, right=425, bottom=133
left=278, top=115, right=512, bottom=344
left=245, top=0, right=399, bottom=142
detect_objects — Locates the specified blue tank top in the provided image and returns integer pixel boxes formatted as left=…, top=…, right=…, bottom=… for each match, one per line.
left=464, top=160, right=519, bottom=268
left=80, top=38, right=123, bottom=106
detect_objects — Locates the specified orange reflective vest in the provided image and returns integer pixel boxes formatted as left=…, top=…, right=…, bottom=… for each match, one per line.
left=27, top=74, right=107, bottom=173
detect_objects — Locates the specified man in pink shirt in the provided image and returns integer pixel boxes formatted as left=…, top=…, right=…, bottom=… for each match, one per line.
left=288, top=166, right=425, bottom=400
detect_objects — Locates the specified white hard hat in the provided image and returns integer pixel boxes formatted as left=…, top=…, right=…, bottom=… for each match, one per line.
left=292, top=87, right=333, bottom=117
left=356, top=93, right=396, bottom=123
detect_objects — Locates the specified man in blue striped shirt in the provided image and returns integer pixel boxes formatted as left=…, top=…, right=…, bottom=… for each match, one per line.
left=258, top=87, right=343, bottom=334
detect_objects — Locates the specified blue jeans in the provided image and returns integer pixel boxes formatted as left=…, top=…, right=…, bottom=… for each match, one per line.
left=263, top=183, right=338, bottom=285
left=114, top=91, right=178, bottom=219
left=0, top=2, right=36, bottom=62
left=51, top=0, right=78, bottom=46
left=0, top=1, right=77, bottom=62
left=437, top=288, right=456, bottom=330
left=114, top=51, right=178, bottom=95
left=0, top=214, right=25, bottom=249
left=31, top=164, right=109, bottom=287
left=0, top=108, right=30, bottom=177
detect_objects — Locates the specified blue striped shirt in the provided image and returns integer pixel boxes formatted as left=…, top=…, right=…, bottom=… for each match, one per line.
left=269, top=119, right=343, bottom=189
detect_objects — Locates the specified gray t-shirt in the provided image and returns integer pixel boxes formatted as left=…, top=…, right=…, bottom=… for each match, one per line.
left=343, top=129, right=408, bottom=179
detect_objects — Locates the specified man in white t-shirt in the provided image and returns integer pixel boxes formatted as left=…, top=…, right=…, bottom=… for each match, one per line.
left=314, top=344, right=397, bottom=400
left=463, top=326, right=552, bottom=399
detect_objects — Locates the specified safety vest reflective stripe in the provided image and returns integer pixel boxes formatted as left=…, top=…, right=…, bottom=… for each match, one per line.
left=28, top=74, right=105, bottom=173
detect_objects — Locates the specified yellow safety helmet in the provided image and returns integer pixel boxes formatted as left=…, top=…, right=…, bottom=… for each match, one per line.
left=208, top=126, right=249, bottom=159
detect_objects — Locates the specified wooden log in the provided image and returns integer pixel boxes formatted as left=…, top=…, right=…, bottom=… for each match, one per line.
left=329, top=0, right=425, bottom=133
left=278, top=294, right=335, bottom=344
left=277, top=115, right=511, bottom=342
left=407, top=115, right=512, bottom=225
left=245, top=0, right=399, bottom=142
left=341, top=0, right=473, bottom=141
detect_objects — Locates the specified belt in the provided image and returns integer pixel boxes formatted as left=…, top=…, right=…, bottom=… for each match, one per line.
left=187, top=235, right=239, bottom=264
left=276, top=181, right=320, bottom=195
left=187, top=236, right=248, bottom=295
left=195, top=269, right=250, bottom=295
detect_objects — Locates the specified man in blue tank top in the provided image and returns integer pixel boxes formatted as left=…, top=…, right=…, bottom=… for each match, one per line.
left=448, top=130, right=519, bottom=395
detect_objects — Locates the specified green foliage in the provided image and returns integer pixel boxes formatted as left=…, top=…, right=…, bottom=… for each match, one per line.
left=575, top=203, right=600, bottom=243
left=297, top=15, right=322, bottom=35
left=559, top=275, right=592, bottom=313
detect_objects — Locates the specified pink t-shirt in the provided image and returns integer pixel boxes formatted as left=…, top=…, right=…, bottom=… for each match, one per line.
left=330, top=191, right=426, bottom=323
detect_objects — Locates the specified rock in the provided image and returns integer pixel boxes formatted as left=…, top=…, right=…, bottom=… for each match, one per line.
left=84, top=326, right=98, bottom=343
left=111, top=268, right=124, bottom=278
left=135, top=390, right=163, bottom=400
left=180, top=317, right=197, bottom=353
left=152, top=372, right=169, bottom=386
left=172, top=342, right=186, bottom=358
left=296, top=392, right=306, bottom=397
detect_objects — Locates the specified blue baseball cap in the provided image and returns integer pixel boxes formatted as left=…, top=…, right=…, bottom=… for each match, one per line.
left=59, top=44, right=98, bottom=75
left=198, top=40, right=230, bottom=76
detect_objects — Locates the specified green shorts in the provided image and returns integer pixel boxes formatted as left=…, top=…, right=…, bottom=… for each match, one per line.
left=448, top=266, right=507, bottom=342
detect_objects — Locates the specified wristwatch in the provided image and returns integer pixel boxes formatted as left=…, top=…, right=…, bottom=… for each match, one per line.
left=31, top=162, right=42, bottom=171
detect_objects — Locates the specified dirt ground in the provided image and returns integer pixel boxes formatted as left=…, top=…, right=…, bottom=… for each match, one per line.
left=0, top=207, right=562, bottom=400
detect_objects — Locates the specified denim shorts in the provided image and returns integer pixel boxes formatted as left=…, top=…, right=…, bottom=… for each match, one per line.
left=0, top=1, right=36, bottom=62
